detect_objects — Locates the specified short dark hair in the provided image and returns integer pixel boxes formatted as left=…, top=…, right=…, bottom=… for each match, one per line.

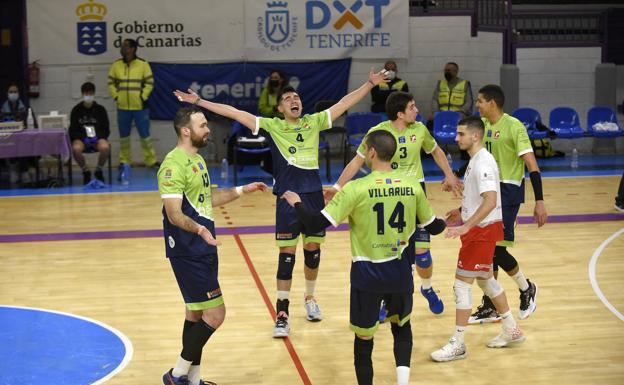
left=6, top=82, right=18, bottom=92
left=124, top=38, right=138, bottom=49
left=173, top=106, right=203, bottom=136
left=479, top=84, right=505, bottom=108
left=446, top=62, right=459, bottom=70
left=278, top=85, right=297, bottom=102
left=385, top=91, right=414, bottom=121
left=365, top=130, right=397, bottom=162
left=458, top=116, right=485, bottom=136
left=81, top=82, right=95, bottom=94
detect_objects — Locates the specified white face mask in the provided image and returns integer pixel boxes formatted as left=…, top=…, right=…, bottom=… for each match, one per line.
left=7, top=92, right=19, bottom=102
left=385, top=70, right=396, bottom=80
left=83, top=95, right=95, bottom=104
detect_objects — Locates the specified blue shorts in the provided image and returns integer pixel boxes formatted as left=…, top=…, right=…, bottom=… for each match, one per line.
left=350, top=286, right=412, bottom=337
left=275, top=191, right=326, bottom=247
left=499, top=204, right=520, bottom=247
left=169, top=254, right=223, bottom=311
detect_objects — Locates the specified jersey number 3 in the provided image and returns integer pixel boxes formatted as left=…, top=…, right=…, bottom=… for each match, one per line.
left=372, top=202, right=406, bottom=234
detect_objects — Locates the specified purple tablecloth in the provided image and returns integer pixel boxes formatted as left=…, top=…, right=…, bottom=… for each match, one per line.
left=0, top=130, right=71, bottom=159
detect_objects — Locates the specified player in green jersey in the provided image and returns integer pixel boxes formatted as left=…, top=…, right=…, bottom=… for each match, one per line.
left=282, top=130, right=446, bottom=385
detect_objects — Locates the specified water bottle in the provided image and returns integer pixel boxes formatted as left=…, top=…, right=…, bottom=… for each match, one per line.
left=26, top=108, right=34, bottom=129
left=571, top=148, right=578, bottom=170
left=220, top=158, right=228, bottom=180
left=446, top=152, right=453, bottom=168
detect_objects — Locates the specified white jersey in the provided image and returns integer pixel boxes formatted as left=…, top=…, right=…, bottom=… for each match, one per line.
left=461, top=147, right=502, bottom=226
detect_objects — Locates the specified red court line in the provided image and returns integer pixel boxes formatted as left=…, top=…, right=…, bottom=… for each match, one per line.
left=233, top=234, right=312, bottom=385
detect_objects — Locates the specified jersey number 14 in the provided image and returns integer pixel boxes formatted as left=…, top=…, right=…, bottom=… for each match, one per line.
left=372, top=202, right=406, bottom=234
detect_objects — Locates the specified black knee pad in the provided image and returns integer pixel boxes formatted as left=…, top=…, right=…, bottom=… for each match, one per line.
left=304, top=249, right=320, bottom=269
left=493, top=246, right=518, bottom=272
left=391, top=322, right=412, bottom=367
left=276, top=252, right=295, bottom=280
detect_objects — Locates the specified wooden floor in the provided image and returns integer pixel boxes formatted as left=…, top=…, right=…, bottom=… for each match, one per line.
left=1, top=175, right=623, bottom=385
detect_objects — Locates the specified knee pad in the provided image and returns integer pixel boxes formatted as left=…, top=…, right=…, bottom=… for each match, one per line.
left=480, top=277, right=503, bottom=299
left=304, top=249, right=320, bottom=269
left=414, top=250, right=432, bottom=269
left=493, top=246, right=518, bottom=272
left=453, top=279, right=472, bottom=310
left=276, top=252, right=295, bottom=280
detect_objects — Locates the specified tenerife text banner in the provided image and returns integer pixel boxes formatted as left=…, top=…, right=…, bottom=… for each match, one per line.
left=149, top=59, right=351, bottom=120
left=244, top=0, right=409, bottom=60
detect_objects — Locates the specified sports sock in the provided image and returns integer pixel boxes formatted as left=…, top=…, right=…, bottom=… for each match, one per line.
left=500, top=310, right=517, bottom=329
left=305, top=279, right=316, bottom=298
left=188, top=365, right=201, bottom=385
left=421, top=278, right=432, bottom=290
left=396, top=366, right=410, bottom=385
left=453, top=325, right=467, bottom=344
left=512, top=270, right=529, bottom=291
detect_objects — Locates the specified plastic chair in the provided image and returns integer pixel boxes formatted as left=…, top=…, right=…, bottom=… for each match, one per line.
left=314, top=100, right=340, bottom=182
left=549, top=107, right=585, bottom=138
left=513, top=107, right=548, bottom=140
left=587, top=106, right=624, bottom=137
left=230, top=121, right=271, bottom=185
left=344, top=112, right=384, bottom=165
left=432, top=111, right=461, bottom=144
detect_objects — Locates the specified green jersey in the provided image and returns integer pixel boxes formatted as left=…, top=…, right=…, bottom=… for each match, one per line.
left=158, top=147, right=215, bottom=258
left=357, top=121, right=436, bottom=182
left=322, top=169, right=435, bottom=293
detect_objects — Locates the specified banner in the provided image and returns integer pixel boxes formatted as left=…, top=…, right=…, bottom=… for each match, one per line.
left=149, top=59, right=351, bottom=120
left=244, top=0, right=409, bottom=60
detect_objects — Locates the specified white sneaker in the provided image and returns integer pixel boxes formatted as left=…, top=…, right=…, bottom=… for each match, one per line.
left=487, top=326, right=525, bottom=348
left=304, top=298, right=323, bottom=321
left=430, top=337, right=467, bottom=362
left=518, top=280, right=538, bottom=320
left=273, top=311, right=290, bottom=338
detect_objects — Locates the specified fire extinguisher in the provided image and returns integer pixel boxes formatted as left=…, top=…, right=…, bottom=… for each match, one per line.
left=27, top=61, right=40, bottom=98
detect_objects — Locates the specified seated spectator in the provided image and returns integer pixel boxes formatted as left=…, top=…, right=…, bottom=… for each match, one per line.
left=429, top=62, right=474, bottom=121
left=370, top=60, right=409, bottom=113
left=69, top=82, right=111, bottom=184
left=258, top=70, right=286, bottom=118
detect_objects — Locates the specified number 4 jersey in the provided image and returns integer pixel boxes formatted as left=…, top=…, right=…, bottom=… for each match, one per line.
left=321, top=169, right=436, bottom=293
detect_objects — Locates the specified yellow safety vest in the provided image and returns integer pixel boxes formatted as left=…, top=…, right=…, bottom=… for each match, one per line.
left=108, top=57, right=154, bottom=110
left=379, top=79, right=406, bottom=91
left=438, top=79, right=466, bottom=112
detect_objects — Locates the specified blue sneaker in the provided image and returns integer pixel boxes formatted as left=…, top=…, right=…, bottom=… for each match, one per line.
left=163, top=369, right=190, bottom=385
left=421, top=286, right=444, bottom=314
left=378, top=300, right=387, bottom=323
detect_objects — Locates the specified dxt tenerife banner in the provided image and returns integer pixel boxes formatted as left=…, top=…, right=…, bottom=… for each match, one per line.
left=244, top=0, right=409, bottom=60
left=149, top=59, right=351, bottom=120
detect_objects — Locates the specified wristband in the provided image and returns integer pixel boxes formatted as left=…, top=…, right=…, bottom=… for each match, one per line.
left=332, top=183, right=342, bottom=191
left=235, top=186, right=244, bottom=196
left=194, top=97, right=201, bottom=105
left=529, top=171, right=544, bottom=201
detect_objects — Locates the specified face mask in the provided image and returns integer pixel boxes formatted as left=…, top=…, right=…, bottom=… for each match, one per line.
left=83, top=95, right=95, bottom=104
left=444, top=72, right=453, bottom=81
left=7, top=92, right=18, bottom=102
left=269, top=79, right=280, bottom=88
left=385, top=70, right=396, bottom=80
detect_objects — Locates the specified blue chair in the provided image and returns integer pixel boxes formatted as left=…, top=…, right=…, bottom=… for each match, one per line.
left=416, top=113, right=423, bottom=122
left=549, top=107, right=585, bottom=138
left=231, top=121, right=271, bottom=185
left=432, top=111, right=461, bottom=144
left=513, top=107, right=548, bottom=140
left=587, top=106, right=624, bottom=137
left=344, top=112, right=383, bottom=165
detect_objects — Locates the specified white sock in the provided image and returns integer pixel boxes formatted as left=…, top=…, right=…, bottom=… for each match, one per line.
left=305, top=279, right=316, bottom=298
left=512, top=270, right=529, bottom=291
left=396, top=366, right=410, bottom=385
left=188, top=365, right=201, bottom=385
left=453, top=325, right=467, bottom=343
left=421, top=278, right=432, bottom=290
left=277, top=290, right=290, bottom=301
left=500, top=310, right=517, bottom=329
left=171, top=356, right=192, bottom=378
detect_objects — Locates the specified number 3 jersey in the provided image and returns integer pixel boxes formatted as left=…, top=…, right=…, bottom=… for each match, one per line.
left=255, top=111, right=332, bottom=195
left=321, top=169, right=436, bottom=293
left=157, top=147, right=216, bottom=258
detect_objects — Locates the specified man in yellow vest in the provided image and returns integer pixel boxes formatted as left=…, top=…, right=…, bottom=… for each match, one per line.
left=430, top=62, right=473, bottom=119
left=370, top=61, right=409, bottom=113
left=108, top=38, right=158, bottom=177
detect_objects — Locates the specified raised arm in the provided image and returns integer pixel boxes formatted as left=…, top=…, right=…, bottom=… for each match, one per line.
left=323, top=154, right=365, bottom=202
left=174, top=89, right=257, bottom=131
left=328, top=68, right=389, bottom=120
left=211, top=182, right=268, bottom=207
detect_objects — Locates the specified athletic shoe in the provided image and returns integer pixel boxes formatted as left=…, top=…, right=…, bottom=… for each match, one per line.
left=198, top=380, right=217, bottom=385
left=378, top=300, right=387, bottom=323
left=82, top=170, right=91, bottom=185
left=430, top=337, right=467, bottom=362
left=468, top=296, right=501, bottom=324
left=273, top=311, right=290, bottom=338
left=615, top=200, right=624, bottom=213
left=487, top=326, right=525, bottom=348
left=304, top=298, right=323, bottom=321
left=163, top=369, right=190, bottom=385
left=421, top=286, right=444, bottom=314
left=94, top=168, right=104, bottom=183
left=518, top=279, right=538, bottom=320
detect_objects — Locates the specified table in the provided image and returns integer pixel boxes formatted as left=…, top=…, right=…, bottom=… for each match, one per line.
left=0, top=129, right=72, bottom=185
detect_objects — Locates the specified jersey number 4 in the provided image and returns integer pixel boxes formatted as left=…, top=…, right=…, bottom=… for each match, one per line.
left=372, top=202, right=406, bottom=234
left=296, top=133, right=304, bottom=142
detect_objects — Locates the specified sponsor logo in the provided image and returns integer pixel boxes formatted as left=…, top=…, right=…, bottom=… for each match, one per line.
left=168, top=236, right=175, bottom=248
left=494, top=131, right=500, bottom=139
left=391, top=162, right=398, bottom=169
left=76, top=0, right=107, bottom=55
left=257, top=1, right=298, bottom=52
left=276, top=232, right=293, bottom=239
left=487, top=130, right=492, bottom=137
left=207, top=287, right=222, bottom=299
left=198, top=162, right=204, bottom=170
left=398, top=136, right=405, bottom=144
left=164, top=169, right=173, bottom=179
left=474, top=263, right=492, bottom=270
left=288, top=146, right=297, bottom=154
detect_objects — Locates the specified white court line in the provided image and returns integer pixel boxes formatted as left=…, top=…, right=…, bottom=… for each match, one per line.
left=588, top=228, right=624, bottom=322
left=0, top=305, right=133, bottom=384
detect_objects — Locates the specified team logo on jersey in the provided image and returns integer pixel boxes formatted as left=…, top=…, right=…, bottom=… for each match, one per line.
left=494, top=131, right=500, bottom=139
left=391, top=162, right=398, bottom=169
left=192, top=166, right=199, bottom=173
left=76, top=0, right=108, bottom=56
left=198, top=162, right=204, bottom=170
left=487, top=130, right=492, bottom=137
left=288, top=146, right=297, bottom=154
left=168, top=236, right=175, bottom=248
left=398, top=136, right=406, bottom=144
left=410, top=134, right=417, bottom=142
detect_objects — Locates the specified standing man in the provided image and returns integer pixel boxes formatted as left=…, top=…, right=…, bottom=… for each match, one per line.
left=325, top=91, right=462, bottom=315
left=468, top=84, right=547, bottom=324
left=158, top=107, right=267, bottom=385
left=370, top=60, right=409, bottom=114
left=430, top=116, right=525, bottom=362
left=69, top=82, right=110, bottom=184
left=282, top=130, right=446, bottom=385
left=173, top=68, right=389, bottom=338
left=108, top=38, right=157, bottom=180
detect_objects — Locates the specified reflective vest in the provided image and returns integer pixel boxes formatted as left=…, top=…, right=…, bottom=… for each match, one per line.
left=379, top=79, right=407, bottom=91
left=108, top=57, right=154, bottom=110
left=438, top=79, right=466, bottom=112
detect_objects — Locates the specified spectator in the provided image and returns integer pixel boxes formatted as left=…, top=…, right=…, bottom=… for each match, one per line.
left=429, top=62, right=474, bottom=120
left=69, top=82, right=111, bottom=184
left=370, top=60, right=409, bottom=113
left=258, top=70, right=286, bottom=118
